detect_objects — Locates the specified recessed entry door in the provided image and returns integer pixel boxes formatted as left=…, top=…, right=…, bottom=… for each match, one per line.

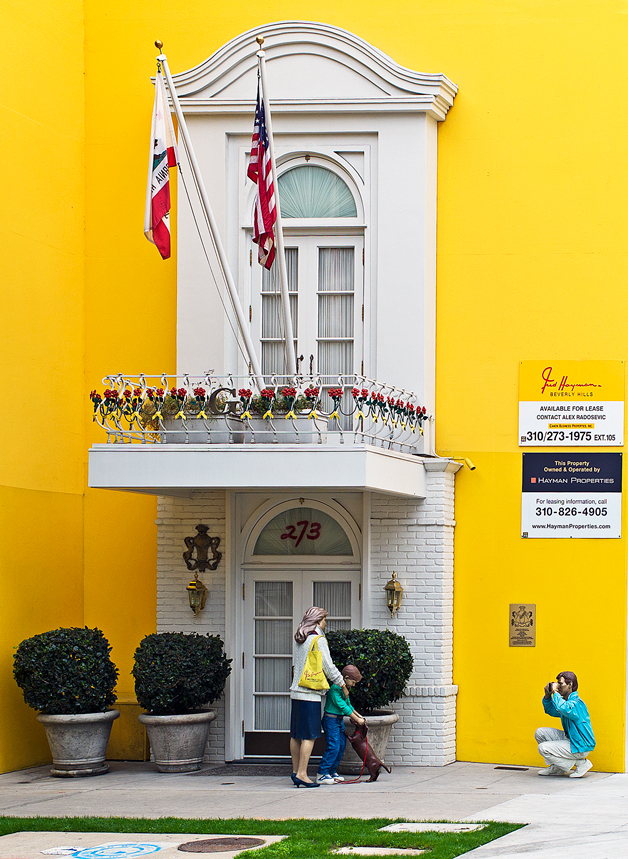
left=242, top=569, right=360, bottom=756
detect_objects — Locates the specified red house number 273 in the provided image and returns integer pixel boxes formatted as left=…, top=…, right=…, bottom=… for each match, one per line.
left=280, top=520, right=321, bottom=547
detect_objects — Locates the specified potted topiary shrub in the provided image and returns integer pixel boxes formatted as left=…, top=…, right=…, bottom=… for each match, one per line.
left=13, top=627, right=119, bottom=777
left=133, top=632, right=232, bottom=772
left=326, top=628, right=413, bottom=775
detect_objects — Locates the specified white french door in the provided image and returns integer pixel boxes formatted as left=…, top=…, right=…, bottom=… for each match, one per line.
left=242, top=568, right=360, bottom=756
left=253, top=235, right=364, bottom=380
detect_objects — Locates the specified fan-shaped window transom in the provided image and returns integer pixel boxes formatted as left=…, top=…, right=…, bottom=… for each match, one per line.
left=278, top=166, right=357, bottom=218
left=253, top=506, right=353, bottom=555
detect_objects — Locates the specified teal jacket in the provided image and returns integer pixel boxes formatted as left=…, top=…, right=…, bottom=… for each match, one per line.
left=542, top=691, right=595, bottom=753
left=324, top=683, right=355, bottom=716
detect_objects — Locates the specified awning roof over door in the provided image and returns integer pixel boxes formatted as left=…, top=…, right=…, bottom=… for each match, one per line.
left=87, top=444, right=455, bottom=498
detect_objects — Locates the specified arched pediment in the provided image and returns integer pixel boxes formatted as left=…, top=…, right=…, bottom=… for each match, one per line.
left=171, top=20, right=457, bottom=120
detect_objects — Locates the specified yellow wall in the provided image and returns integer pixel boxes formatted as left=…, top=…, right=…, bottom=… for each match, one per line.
left=434, top=2, right=628, bottom=772
left=0, top=0, right=163, bottom=772
left=5, top=0, right=627, bottom=772
left=0, top=0, right=86, bottom=772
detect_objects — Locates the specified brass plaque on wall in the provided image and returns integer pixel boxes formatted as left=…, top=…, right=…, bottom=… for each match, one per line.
left=509, top=603, right=536, bottom=647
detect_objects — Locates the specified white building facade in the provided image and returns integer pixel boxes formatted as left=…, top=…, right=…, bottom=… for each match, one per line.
left=89, top=20, right=459, bottom=765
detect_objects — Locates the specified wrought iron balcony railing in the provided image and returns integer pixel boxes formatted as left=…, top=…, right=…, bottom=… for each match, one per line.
left=90, top=374, right=431, bottom=454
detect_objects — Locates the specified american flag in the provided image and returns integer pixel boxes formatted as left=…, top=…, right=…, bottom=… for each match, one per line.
left=247, top=81, right=276, bottom=269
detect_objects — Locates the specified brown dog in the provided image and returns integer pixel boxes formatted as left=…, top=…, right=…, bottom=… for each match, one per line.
left=345, top=722, right=392, bottom=781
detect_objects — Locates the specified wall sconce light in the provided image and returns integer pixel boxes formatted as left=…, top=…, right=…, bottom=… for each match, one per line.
left=186, top=573, right=208, bottom=616
left=384, top=571, right=403, bottom=617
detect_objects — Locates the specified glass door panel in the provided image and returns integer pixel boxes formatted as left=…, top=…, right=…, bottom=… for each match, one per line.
left=260, top=248, right=298, bottom=377
left=317, top=246, right=355, bottom=382
left=252, top=580, right=293, bottom=733
left=313, top=580, right=352, bottom=632
left=243, top=568, right=360, bottom=756
left=252, top=236, right=363, bottom=384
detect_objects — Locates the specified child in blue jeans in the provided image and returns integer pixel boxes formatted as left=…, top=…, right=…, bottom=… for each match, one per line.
left=317, top=664, right=365, bottom=785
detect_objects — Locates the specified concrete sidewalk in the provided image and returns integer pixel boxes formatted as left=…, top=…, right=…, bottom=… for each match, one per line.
left=0, top=761, right=627, bottom=857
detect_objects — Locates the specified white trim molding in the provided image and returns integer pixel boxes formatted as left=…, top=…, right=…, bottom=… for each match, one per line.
left=170, top=21, right=457, bottom=121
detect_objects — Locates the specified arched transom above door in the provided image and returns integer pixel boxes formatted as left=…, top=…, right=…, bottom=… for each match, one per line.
left=243, top=498, right=361, bottom=563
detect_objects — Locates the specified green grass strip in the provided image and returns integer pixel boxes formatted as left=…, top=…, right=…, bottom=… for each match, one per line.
left=0, top=816, right=522, bottom=858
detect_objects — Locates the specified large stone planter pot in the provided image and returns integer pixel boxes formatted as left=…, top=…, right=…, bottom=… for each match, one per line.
left=36, top=709, right=120, bottom=778
left=139, top=709, right=216, bottom=773
left=338, top=709, right=399, bottom=775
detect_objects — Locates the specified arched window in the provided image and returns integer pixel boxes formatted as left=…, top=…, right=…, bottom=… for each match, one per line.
left=253, top=158, right=364, bottom=381
left=253, top=506, right=353, bottom=556
left=278, top=166, right=357, bottom=218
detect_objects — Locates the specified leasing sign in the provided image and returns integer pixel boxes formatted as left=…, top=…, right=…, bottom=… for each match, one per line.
left=521, top=452, right=622, bottom=538
left=519, top=361, right=624, bottom=446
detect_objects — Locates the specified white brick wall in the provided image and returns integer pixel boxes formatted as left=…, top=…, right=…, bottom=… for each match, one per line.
left=156, top=490, right=228, bottom=762
left=369, top=462, right=458, bottom=765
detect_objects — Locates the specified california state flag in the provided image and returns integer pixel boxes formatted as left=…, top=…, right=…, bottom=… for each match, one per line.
left=144, top=68, right=178, bottom=259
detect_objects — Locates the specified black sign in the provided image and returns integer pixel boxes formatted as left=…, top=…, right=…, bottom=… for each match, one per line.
left=522, top=453, right=622, bottom=493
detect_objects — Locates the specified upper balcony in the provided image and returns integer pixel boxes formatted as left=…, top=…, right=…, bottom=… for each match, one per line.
left=88, top=373, right=437, bottom=498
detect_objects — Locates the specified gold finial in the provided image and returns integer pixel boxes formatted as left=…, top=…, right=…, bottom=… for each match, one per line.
left=155, top=40, right=164, bottom=51
left=256, top=35, right=264, bottom=46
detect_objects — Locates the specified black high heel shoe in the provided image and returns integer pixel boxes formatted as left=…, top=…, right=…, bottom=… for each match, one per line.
left=292, top=775, right=320, bottom=788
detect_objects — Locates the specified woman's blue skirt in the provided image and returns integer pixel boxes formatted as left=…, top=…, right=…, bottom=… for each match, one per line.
left=290, top=699, right=322, bottom=740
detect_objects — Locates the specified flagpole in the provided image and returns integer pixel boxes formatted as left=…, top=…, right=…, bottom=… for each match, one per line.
left=155, top=42, right=265, bottom=389
left=256, top=37, right=297, bottom=377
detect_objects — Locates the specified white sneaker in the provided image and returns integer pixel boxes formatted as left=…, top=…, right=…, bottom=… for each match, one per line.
left=317, top=774, right=337, bottom=785
left=538, top=765, right=565, bottom=776
left=569, top=759, right=593, bottom=778
left=331, top=773, right=345, bottom=782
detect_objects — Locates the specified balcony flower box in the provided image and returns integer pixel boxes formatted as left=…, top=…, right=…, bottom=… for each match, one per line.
left=161, top=413, right=328, bottom=444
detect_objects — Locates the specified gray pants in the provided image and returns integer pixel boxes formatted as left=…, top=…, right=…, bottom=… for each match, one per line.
left=535, top=726, right=589, bottom=772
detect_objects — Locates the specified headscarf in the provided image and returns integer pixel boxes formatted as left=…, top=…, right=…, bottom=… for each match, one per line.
left=342, top=664, right=362, bottom=682
left=295, top=606, right=328, bottom=643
